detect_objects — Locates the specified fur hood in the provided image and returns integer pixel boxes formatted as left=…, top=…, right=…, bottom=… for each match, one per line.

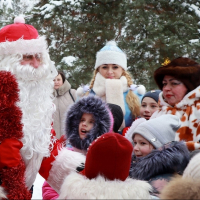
left=59, top=172, right=152, bottom=199
left=65, top=95, right=112, bottom=150
left=160, top=175, right=200, bottom=199
left=130, top=141, right=190, bottom=180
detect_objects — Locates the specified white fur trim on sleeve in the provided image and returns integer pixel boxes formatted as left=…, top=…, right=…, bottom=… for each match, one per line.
left=0, top=186, right=7, bottom=199
left=46, top=148, right=85, bottom=193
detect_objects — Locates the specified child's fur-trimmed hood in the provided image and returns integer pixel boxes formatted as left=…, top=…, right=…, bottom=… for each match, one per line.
left=65, top=95, right=112, bottom=150
left=130, top=141, right=190, bottom=180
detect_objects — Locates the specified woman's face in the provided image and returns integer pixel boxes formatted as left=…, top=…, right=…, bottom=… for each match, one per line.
left=54, top=74, right=63, bottom=89
left=162, top=75, right=188, bottom=106
left=98, top=64, right=123, bottom=79
left=140, top=97, right=159, bottom=120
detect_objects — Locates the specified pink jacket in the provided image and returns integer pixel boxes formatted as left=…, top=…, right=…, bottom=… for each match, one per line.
left=42, top=181, right=59, bottom=200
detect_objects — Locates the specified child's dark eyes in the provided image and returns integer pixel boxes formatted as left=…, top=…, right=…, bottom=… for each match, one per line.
left=133, top=141, right=146, bottom=145
left=141, top=142, right=146, bottom=145
left=151, top=105, right=158, bottom=108
left=141, top=104, right=146, bottom=108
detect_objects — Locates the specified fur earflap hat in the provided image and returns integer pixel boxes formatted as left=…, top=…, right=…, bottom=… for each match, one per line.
left=65, top=95, right=113, bottom=150
left=0, top=16, right=47, bottom=55
left=94, top=41, right=127, bottom=70
left=154, top=57, right=200, bottom=92
left=127, top=114, right=181, bottom=149
left=80, top=132, right=133, bottom=181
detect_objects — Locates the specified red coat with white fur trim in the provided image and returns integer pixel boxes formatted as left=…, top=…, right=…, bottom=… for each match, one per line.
left=151, top=86, right=200, bottom=151
left=0, top=130, right=85, bottom=198
left=38, top=131, right=85, bottom=193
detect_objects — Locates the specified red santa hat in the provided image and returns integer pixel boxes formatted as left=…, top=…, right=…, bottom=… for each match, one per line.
left=80, top=132, right=133, bottom=181
left=0, top=16, right=48, bottom=55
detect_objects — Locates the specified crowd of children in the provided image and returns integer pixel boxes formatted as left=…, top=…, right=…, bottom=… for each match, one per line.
left=1, top=17, right=200, bottom=200
left=40, top=42, right=200, bottom=199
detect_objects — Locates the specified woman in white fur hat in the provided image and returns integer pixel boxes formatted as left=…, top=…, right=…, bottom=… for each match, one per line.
left=77, top=41, right=146, bottom=130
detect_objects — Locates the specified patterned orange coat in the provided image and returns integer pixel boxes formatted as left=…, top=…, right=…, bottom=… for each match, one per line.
left=151, top=86, right=200, bottom=151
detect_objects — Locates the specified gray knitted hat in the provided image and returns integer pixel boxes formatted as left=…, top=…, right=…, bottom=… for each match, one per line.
left=132, top=115, right=181, bottom=149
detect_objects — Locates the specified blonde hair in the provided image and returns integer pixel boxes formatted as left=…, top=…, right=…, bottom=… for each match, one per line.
left=85, top=69, right=140, bottom=117
left=84, top=69, right=98, bottom=96
left=122, top=71, right=140, bottom=117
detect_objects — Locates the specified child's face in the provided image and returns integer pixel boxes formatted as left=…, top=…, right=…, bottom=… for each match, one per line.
left=133, top=134, right=154, bottom=157
left=140, top=97, right=159, bottom=120
left=79, top=113, right=95, bottom=140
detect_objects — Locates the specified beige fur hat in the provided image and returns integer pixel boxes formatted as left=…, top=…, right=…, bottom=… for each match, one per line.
left=183, top=152, right=200, bottom=179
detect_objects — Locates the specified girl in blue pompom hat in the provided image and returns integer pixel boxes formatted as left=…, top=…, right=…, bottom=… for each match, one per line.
left=77, top=41, right=146, bottom=130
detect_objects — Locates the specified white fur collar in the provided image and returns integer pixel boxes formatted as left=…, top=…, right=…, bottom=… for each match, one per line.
left=59, top=172, right=152, bottom=199
left=93, top=72, right=128, bottom=96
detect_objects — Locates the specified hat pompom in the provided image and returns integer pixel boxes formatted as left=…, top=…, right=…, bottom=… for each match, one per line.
left=14, top=16, right=25, bottom=24
left=137, top=85, right=146, bottom=95
left=106, top=41, right=117, bottom=46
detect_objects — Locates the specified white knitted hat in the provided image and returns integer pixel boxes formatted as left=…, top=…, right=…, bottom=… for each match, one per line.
left=94, top=41, right=127, bottom=70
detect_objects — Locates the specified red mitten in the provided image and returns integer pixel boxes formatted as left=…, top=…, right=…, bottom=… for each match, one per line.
left=0, top=138, right=23, bottom=169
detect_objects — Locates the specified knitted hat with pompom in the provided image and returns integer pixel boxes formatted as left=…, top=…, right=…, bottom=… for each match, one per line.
left=95, top=41, right=127, bottom=70
left=0, top=16, right=48, bottom=55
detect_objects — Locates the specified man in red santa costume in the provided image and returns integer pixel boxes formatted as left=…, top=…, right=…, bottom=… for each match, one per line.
left=0, top=16, right=85, bottom=198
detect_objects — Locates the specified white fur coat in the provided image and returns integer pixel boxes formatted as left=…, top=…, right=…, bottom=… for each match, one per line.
left=59, top=172, right=152, bottom=199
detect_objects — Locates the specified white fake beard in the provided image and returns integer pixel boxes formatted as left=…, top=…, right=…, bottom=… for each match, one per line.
left=0, top=55, right=56, bottom=162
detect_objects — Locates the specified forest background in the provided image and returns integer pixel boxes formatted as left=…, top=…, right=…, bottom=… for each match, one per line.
left=1, top=0, right=200, bottom=90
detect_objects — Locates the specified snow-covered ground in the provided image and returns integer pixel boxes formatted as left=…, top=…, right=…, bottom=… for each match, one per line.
left=32, top=173, right=45, bottom=199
